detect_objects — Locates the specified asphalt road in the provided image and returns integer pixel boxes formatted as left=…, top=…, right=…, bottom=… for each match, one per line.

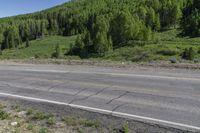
left=0, top=63, right=200, bottom=131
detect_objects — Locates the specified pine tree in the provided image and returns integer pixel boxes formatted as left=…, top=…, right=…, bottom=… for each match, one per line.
left=93, top=16, right=112, bottom=55
left=26, top=38, right=29, bottom=48
left=111, top=11, right=141, bottom=47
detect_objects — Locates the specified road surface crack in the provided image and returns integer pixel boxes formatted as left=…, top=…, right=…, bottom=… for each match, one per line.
left=106, top=91, right=129, bottom=104
left=111, top=103, right=128, bottom=112
left=48, top=83, right=64, bottom=91
left=72, top=88, right=88, bottom=96
left=68, top=86, right=112, bottom=104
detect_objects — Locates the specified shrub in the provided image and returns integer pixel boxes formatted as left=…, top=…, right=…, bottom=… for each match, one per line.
left=169, top=57, right=177, bottom=63
left=39, top=128, right=48, bottom=133
left=157, top=49, right=177, bottom=56
left=52, top=44, right=61, bottom=58
left=63, top=116, right=100, bottom=128
left=31, top=111, right=53, bottom=120
left=46, top=117, right=56, bottom=126
left=182, top=47, right=195, bottom=60
left=27, top=124, right=34, bottom=131
left=122, top=122, right=129, bottom=133
left=194, top=58, right=200, bottom=63
left=0, top=110, right=9, bottom=120
left=198, top=48, right=200, bottom=54
left=34, top=54, right=40, bottom=59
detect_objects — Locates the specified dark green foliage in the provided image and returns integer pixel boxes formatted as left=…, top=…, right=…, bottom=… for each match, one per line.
left=170, top=58, right=178, bottom=63
left=26, top=38, right=29, bottom=48
left=62, top=116, right=100, bottom=128
left=157, top=49, right=177, bottom=56
left=122, top=123, right=129, bottom=133
left=82, top=15, right=113, bottom=56
left=198, top=48, right=200, bottom=54
left=39, top=128, right=48, bottom=133
left=182, top=47, right=195, bottom=60
left=52, top=44, right=61, bottom=58
left=181, top=0, right=200, bottom=37
left=68, top=35, right=86, bottom=58
left=30, top=111, right=53, bottom=120
left=111, top=11, right=142, bottom=47
left=0, top=110, right=9, bottom=120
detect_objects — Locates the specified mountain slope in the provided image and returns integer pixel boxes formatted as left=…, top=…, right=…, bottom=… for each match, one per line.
left=0, top=0, right=199, bottom=62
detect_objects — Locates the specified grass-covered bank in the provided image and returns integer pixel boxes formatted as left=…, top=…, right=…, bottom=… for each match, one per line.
left=0, top=30, right=200, bottom=64
left=104, top=30, right=200, bottom=62
left=0, top=36, right=76, bottom=59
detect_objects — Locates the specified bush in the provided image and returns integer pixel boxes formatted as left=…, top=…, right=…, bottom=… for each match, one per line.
left=67, top=40, right=88, bottom=58
left=0, top=110, right=9, bottom=120
left=169, top=57, right=177, bottom=63
left=63, top=116, right=100, bottom=128
left=31, top=111, right=53, bottom=120
left=34, top=54, right=40, bottom=59
left=122, top=122, right=129, bottom=133
left=194, top=58, right=200, bottom=63
left=182, top=47, right=195, bottom=60
left=157, top=49, right=177, bottom=56
left=39, top=128, right=48, bottom=133
left=52, top=44, right=61, bottom=58
left=46, top=117, right=56, bottom=126
left=198, top=48, right=200, bottom=54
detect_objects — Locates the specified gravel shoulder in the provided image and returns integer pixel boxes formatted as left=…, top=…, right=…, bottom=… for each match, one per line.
left=0, top=98, right=195, bottom=133
left=0, top=59, right=200, bottom=70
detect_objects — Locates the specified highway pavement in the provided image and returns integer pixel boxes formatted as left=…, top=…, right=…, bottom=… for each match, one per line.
left=0, top=63, right=199, bottom=131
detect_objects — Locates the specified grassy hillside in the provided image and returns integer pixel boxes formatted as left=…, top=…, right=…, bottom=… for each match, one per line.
left=0, top=30, right=199, bottom=63
left=105, top=30, right=200, bottom=62
left=0, top=36, right=76, bottom=59
left=0, top=0, right=199, bottom=63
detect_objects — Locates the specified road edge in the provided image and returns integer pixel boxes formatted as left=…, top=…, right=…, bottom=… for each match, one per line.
left=0, top=93, right=198, bottom=133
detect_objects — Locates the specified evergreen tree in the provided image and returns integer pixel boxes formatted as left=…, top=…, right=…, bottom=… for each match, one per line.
left=111, top=11, right=141, bottom=47
left=182, top=47, right=195, bottom=60
left=181, top=0, right=200, bottom=37
left=26, top=38, right=29, bottom=48
left=93, top=16, right=112, bottom=55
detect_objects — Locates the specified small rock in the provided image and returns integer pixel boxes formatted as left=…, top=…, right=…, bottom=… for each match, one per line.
left=18, top=111, right=27, bottom=118
left=55, top=122, right=65, bottom=128
left=11, top=122, right=18, bottom=126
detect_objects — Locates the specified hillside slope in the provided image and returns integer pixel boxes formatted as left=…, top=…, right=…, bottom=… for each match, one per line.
left=0, top=0, right=199, bottom=63
left=0, top=36, right=76, bottom=59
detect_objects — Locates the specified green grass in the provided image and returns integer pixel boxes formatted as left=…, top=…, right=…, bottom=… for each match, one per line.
left=0, top=36, right=76, bottom=59
left=0, top=110, right=9, bottom=120
left=62, top=116, right=100, bottom=128
left=0, top=29, right=200, bottom=63
left=104, top=29, right=200, bottom=62
left=30, top=111, right=54, bottom=120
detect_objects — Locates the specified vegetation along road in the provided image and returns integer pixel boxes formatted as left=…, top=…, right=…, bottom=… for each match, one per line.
left=0, top=63, right=199, bottom=132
